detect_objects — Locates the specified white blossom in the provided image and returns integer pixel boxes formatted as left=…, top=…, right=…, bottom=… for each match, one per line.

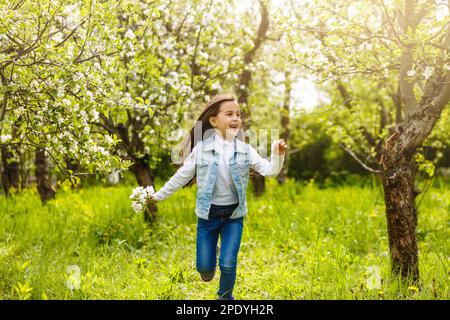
left=129, top=186, right=155, bottom=213
left=407, top=69, right=416, bottom=77
left=92, top=109, right=99, bottom=121
left=1, top=134, right=12, bottom=143
left=52, top=32, right=64, bottom=43
left=91, top=145, right=109, bottom=157
left=211, top=82, right=221, bottom=90
left=436, top=4, right=448, bottom=22
left=105, top=135, right=115, bottom=145
left=63, top=4, right=81, bottom=26
left=423, top=66, right=433, bottom=80
left=125, top=29, right=136, bottom=40
left=86, top=90, right=94, bottom=102
left=80, top=110, right=88, bottom=122
left=57, top=86, right=65, bottom=98
left=131, top=201, right=144, bottom=213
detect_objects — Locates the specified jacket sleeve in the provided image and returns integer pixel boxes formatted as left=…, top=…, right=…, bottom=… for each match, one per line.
left=153, top=145, right=197, bottom=201
left=248, top=142, right=285, bottom=178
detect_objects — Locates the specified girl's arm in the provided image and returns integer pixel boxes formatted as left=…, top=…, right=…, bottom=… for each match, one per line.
left=152, top=146, right=197, bottom=201
left=249, top=139, right=287, bottom=178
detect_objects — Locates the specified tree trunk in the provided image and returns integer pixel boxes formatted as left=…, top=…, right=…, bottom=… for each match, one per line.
left=237, top=1, right=269, bottom=196
left=1, top=146, right=20, bottom=195
left=35, top=148, right=56, bottom=204
left=20, top=148, right=31, bottom=190
left=131, top=157, right=153, bottom=186
left=251, top=173, right=265, bottom=197
left=381, top=153, right=419, bottom=281
left=131, top=157, right=157, bottom=223
left=277, top=71, right=291, bottom=185
left=379, top=89, right=449, bottom=282
left=1, top=148, right=9, bottom=195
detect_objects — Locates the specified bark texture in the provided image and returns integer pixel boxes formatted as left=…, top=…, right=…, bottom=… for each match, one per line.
left=35, top=149, right=56, bottom=204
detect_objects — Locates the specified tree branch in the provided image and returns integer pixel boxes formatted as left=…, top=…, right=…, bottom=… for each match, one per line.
left=0, top=72, right=8, bottom=135
left=339, top=143, right=382, bottom=174
left=432, top=9, right=450, bottom=111
left=398, top=0, right=419, bottom=117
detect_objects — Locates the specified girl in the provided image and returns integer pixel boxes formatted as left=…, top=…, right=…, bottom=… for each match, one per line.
left=148, top=93, right=287, bottom=300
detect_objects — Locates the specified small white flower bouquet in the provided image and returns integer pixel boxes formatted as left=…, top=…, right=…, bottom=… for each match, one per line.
left=129, top=186, right=155, bottom=213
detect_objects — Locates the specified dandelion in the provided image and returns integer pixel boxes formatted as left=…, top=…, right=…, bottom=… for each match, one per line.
left=130, top=185, right=155, bottom=213
left=408, top=285, right=419, bottom=293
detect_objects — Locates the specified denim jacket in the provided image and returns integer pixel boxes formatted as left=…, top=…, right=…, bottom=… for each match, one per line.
left=153, top=133, right=284, bottom=219
left=195, top=134, right=249, bottom=220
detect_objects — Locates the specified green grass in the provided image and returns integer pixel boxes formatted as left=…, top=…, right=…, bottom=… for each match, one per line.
left=0, top=178, right=448, bottom=300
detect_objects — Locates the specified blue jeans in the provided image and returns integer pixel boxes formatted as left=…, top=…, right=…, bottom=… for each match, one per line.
left=196, top=203, right=243, bottom=299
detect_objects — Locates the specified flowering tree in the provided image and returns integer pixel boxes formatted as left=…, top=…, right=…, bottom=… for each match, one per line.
left=0, top=0, right=130, bottom=201
left=86, top=0, right=263, bottom=221
left=87, top=1, right=191, bottom=189
left=235, top=0, right=271, bottom=196
left=288, top=0, right=450, bottom=281
left=0, top=0, right=277, bottom=210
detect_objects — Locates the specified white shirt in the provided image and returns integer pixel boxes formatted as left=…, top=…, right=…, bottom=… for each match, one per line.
left=211, top=134, right=239, bottom=205
left=153, top=133, right=285, bottom=204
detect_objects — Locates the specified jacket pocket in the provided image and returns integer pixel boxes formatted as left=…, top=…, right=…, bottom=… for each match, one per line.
left=196, top=159, right=211, bottom=186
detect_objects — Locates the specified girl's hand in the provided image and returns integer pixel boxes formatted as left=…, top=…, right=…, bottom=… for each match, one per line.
left=146, top=194, right=158, bottom=205
left=273, top=139, right=288, bottom=156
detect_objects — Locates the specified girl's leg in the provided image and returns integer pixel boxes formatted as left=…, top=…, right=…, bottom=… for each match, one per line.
left=217, top=217, right=244, bottom=299
left=196, top=218, right=220, bottom=280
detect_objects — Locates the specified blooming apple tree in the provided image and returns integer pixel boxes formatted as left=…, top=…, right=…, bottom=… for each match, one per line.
left=0, top=0, right=131, bottom=199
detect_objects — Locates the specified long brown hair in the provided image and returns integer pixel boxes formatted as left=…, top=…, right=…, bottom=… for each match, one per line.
left=179, top=93, right=245, bottom=186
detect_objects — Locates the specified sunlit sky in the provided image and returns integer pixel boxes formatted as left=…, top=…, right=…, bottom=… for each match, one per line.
left=234, top=0, right=330, bottom=111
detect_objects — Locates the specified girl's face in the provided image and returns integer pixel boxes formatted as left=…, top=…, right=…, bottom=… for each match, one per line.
left=209, top=101, right=242, bottom=140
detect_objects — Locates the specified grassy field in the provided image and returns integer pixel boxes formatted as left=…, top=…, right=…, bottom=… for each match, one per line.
left=0, top=178, right=448, bottom=300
